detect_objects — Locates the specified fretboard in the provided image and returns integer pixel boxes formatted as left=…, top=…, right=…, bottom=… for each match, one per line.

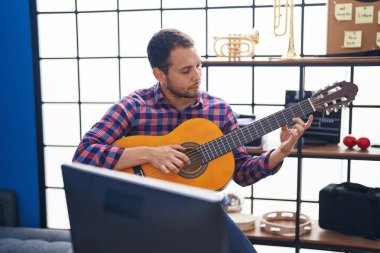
left=198, top=99, right=315, bottom=162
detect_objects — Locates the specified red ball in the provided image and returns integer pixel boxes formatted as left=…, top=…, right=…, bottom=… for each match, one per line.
left=343, top=135, right=357, bottom=148
left=357, top=137, right=371, bottom=150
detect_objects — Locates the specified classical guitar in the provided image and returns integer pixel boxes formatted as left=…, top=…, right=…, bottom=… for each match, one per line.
left=113, top=81, right=358, bottom=190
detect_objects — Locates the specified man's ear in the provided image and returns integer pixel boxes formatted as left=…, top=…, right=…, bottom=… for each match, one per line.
left=152, top=68, right=166, bottom=84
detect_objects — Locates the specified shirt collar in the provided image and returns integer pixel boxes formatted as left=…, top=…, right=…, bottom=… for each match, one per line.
left=153, top=82, right=166, bottom=103
left=153, top=82, right=204, bottom=108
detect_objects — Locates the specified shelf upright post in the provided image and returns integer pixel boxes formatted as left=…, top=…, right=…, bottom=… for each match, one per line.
left=294, top=63, right=306, bottom=253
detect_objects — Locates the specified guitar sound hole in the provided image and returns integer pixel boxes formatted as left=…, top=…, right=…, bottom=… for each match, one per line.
left=178, top=142, right=208, bottom=179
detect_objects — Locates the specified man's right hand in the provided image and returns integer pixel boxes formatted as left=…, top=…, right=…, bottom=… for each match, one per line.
left=146, top=145, right=191, bottom=174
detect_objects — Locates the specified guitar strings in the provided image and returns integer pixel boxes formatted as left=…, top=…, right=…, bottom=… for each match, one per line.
left=181, top=99, right=312, bottom=165
left=146, top=100, right=310, bottom=176
left=137, top=99, right=314, bottom=177
left=190, top=100, right=310, bottom=164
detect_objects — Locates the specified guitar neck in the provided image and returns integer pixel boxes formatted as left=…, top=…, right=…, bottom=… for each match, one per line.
left=199, top=99, right=315, bottom=162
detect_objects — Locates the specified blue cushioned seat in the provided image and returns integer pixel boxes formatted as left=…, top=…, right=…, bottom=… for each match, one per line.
left=0, top=227, right=72, bottom=253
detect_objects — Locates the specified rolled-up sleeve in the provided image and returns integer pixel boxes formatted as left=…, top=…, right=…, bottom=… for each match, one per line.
left=72, top=98, right=136, bottom=169
left=232, top=147, right=283, bottom=186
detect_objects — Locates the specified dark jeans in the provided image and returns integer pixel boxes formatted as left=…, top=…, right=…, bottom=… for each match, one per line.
left=223, top=211, right=257, bottom=253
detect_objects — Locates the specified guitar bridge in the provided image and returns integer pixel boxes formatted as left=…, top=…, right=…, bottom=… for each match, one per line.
left=132, top=166, right=145, bottom=177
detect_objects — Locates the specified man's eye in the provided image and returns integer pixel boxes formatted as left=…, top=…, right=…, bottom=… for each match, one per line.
left=181, top=69, right=190, bottom=74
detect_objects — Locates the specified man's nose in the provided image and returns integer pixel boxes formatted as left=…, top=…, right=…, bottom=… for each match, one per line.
left=192, top=68, right=202, bottom=81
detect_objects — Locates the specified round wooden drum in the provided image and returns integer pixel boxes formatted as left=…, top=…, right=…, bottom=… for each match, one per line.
left=229, top=213, right=256, bottom=232
left=259, top=211, right=312, bottom=236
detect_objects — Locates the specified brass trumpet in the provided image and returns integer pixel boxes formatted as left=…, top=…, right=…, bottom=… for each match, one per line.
left=213, top=29, right=259, bottom=60
left=274, top=0, right=297, bottom=59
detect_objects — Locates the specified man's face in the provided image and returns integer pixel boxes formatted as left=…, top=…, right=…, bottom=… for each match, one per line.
left=162, top=46, right=202, bottom=99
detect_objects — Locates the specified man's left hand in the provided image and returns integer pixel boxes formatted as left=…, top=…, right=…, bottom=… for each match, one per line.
left=279, top=115, right=313, bottom=156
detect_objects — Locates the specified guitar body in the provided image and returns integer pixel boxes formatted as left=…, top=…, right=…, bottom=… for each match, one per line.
left=113, top=118, right=235, bottom=191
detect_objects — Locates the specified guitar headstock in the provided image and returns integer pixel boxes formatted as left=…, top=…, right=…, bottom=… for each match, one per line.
left=310, top=81, right=358, bottom=115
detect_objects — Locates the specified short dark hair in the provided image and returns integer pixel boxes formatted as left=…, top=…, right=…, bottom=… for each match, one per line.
left=147, top=28, right=194, bottom=74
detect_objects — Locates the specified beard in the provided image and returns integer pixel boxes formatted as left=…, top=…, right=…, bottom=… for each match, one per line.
left=166, top=77, right=200, bottom=99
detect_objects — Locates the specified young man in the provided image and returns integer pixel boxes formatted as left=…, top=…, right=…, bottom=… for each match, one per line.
left=73, top=28, right=312, bottom=252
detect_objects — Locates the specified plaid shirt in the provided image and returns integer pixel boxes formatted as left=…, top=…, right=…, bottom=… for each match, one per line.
left=73, top=83, right=282, bottom=186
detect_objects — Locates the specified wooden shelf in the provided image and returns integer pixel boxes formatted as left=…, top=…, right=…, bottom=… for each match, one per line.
left=202, top=57, right=380, bottom=66
left=245, top=219, right=380, bottom=252
left=205, top=55, right=380, bottom=252
left=247, top=144, right=380, bottom=161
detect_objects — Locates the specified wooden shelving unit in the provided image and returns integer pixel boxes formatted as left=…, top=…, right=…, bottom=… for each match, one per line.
left=203, top=57, right=380, bottom=252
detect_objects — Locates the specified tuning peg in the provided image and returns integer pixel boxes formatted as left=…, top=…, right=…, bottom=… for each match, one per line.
left=326, top=108, right=335, bottom=115
left=334, top=108, right=339, bottom=112
left=341, top=97, right=347, bottom=102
